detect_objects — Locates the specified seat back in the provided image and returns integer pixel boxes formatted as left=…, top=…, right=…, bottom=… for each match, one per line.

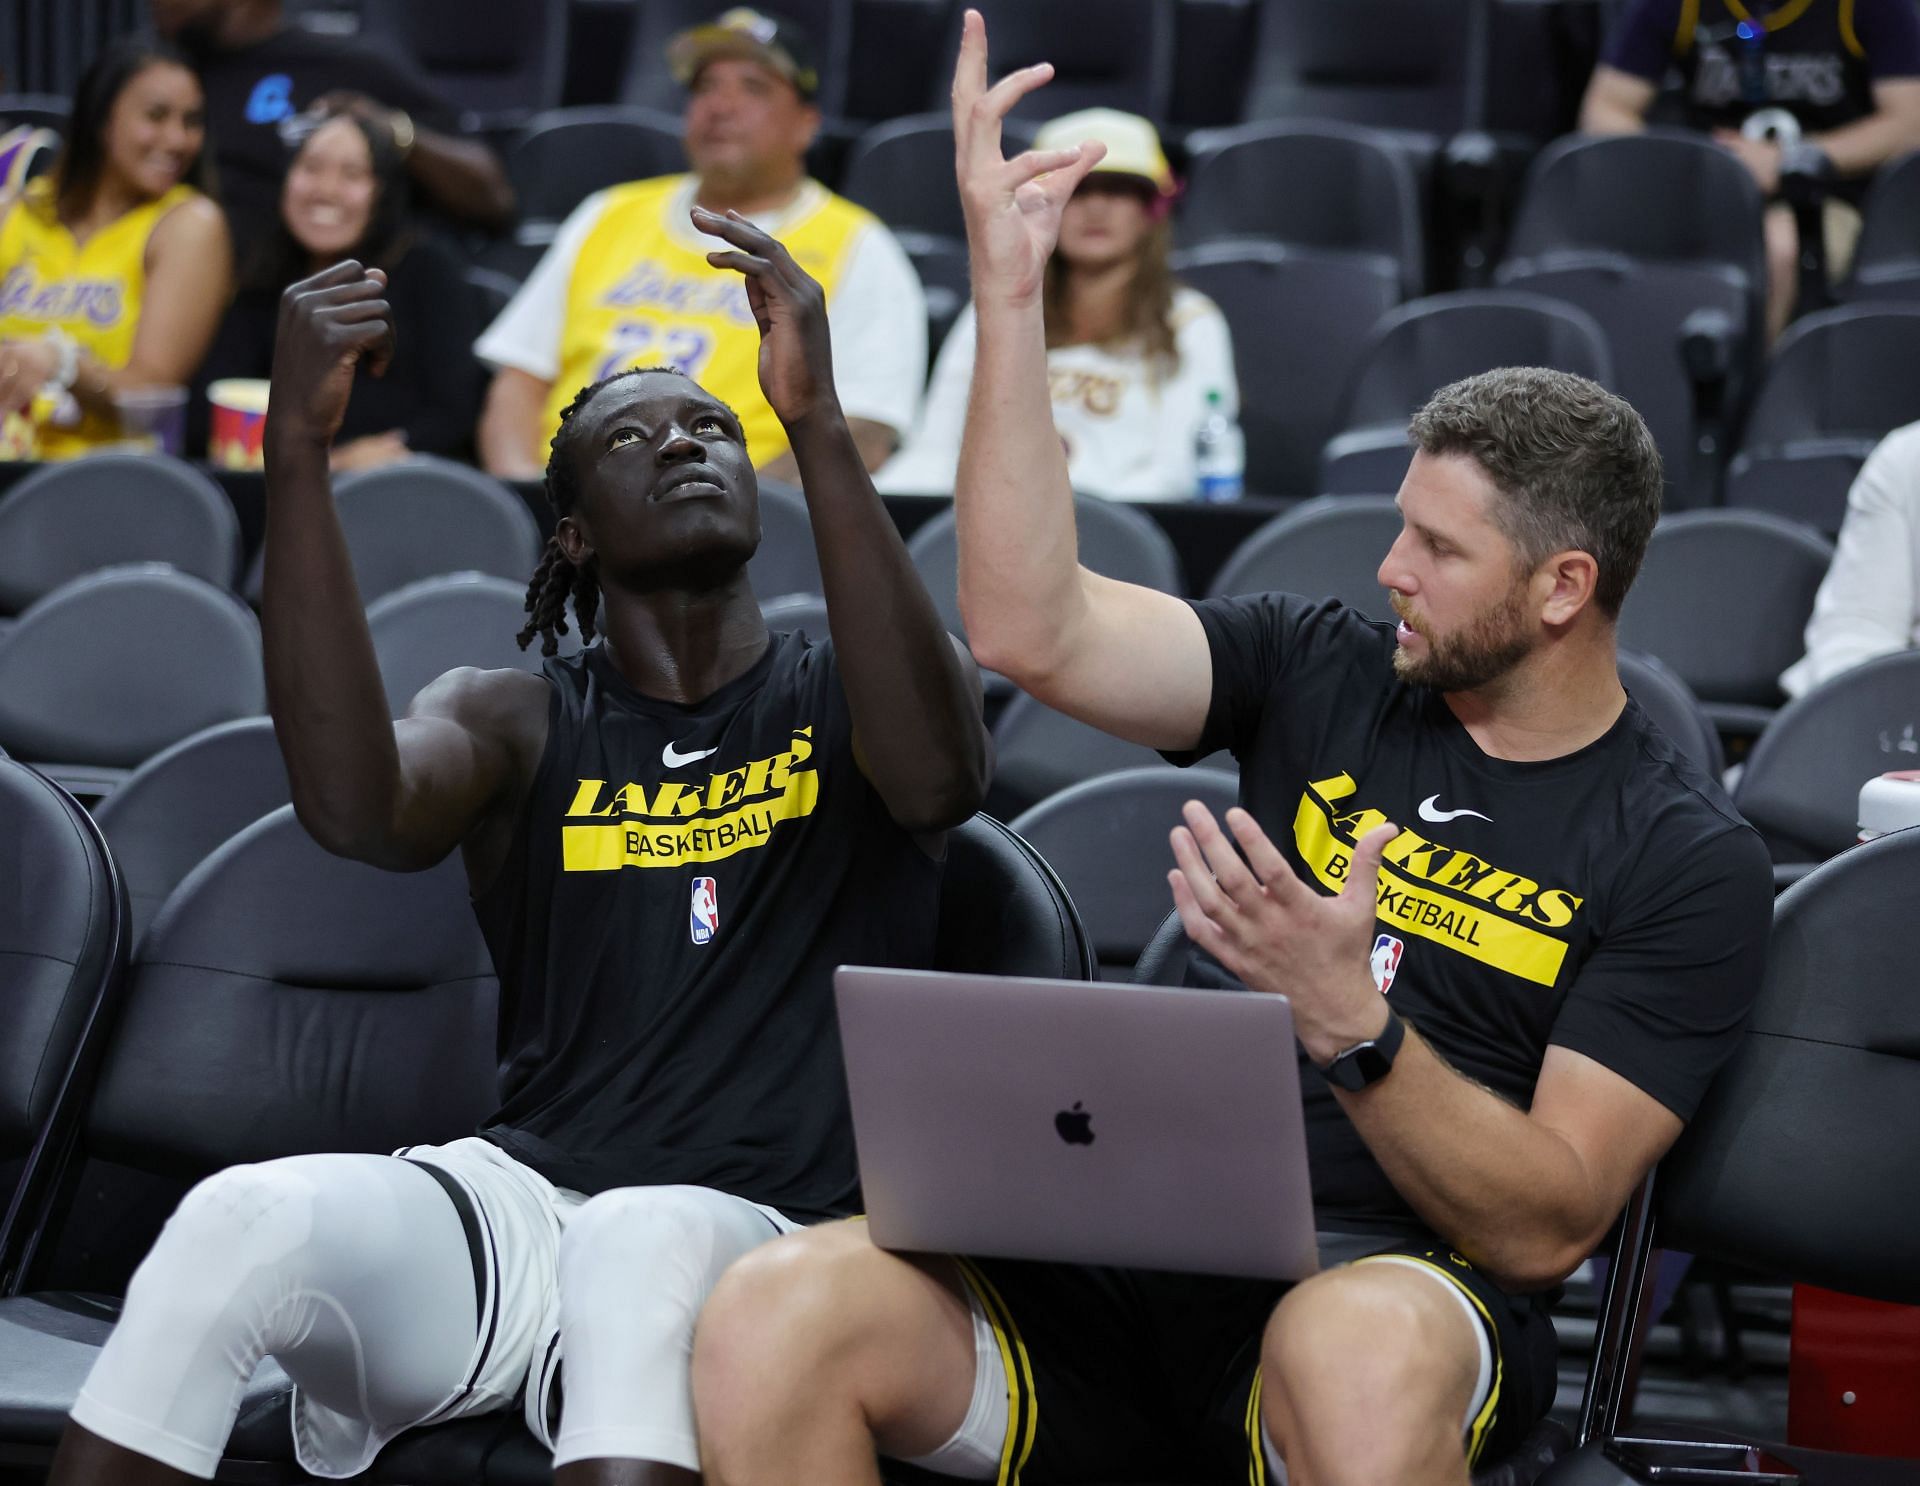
left=930, top=0, right=1175, bottom=121
left=365, top=573, right=566, bottom=718
left=0, top=454, right=240, bottom=616
left=1180, top=120, right=1425, bottom=297
left=990, top=691, right=1190, bottom=821
left=1173, top=243, right=1400, bottom=496
left=1657, top=827, right=1920, bottom=1305
left=83, top=806, right=498, bottom=1175
left=1732, top=652, right=1920, bottom=863
left=1846, top=149, right=1920, bottom=299
left=0, top=760, right=127, bottom=1290
left=1737, top=303, right=1920, bottom=449
left=1723, top=440, right=1866, bottom=536
left=0, top=567, right=264, bottom=771
left=908, top=496, right=1183, bottom=638
left=1617, top=649, right=1723, bottom=781
left=1617, top=510, right=1833, bottom=715
left=358, top=0, right=567, bottom=122
left=1207, top=496, right=1401, bottom=620
left=841, top=114, right=974, bottom=241
left=1243, top=0, right=1474, bottom=135
left=746, top=480, right=823, bottom=604
left=760, top=592, right=830, bottom=641
left=506, top=106, right=685, bottom=230
left=89, top=719, right=292, bottom=947
left=332, top=457, right=545, bottom=605
left=933, top=815, right=1097, bottom=981
left=621, top=0, right=853, bottom=117
left=1010, top=767, right=1239, bottom=976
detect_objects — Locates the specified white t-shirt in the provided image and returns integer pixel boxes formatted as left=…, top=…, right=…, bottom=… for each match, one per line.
left=475, top=177, right=926, bottom=439
left=1781, top=420, right=1920, bottom=697
left=875, top=285, right=1238, bottom=502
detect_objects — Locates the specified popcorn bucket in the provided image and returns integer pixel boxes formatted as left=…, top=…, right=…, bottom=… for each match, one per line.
left=207, top=378, right=272, bottom=469
left=112, top=385, right=188, bottom=456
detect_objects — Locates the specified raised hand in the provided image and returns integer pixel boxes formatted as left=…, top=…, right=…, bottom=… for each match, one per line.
left=694, top=205, right=836, bottom=427
left=951, top=8, right=1107, bottom=307
left=268, top=260, right=394, bottom=448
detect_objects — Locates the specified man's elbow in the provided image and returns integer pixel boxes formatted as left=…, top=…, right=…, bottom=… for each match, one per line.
left=885, top=755, right=992, bottom=836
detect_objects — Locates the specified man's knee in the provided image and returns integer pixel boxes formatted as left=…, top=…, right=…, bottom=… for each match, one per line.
left=125, top=1162, right=323, bottom=1323
left=695, top=1222, right=882, bottom=1381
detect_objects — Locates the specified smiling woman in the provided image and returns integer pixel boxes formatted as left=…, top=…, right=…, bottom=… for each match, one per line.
left=0, top=37, right=232, bottom=459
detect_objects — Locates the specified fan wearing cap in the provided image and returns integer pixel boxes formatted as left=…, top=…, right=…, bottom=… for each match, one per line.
left=878, top=107, right=1235, bottom=503
left=477, top=6, right=926, bottom=484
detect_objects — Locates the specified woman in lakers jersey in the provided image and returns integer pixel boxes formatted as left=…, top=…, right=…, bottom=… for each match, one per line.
left=0, top=37, right=231, bottom=458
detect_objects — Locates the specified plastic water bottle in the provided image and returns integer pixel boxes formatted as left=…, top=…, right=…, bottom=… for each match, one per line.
left=1194, top=389, right=1245, bottom=504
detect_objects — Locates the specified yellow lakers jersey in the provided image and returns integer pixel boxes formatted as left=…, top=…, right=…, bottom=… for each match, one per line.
left=0, top=178, right=200, bottom=459
left=547, top=176, right=873, bottom=467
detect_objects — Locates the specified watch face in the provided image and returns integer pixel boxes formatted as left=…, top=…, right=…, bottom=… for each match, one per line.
left=1327, top=1040, right=1388, bottom=1092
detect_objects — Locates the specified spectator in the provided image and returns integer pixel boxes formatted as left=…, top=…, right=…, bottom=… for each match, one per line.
left=476, top=7, right=924, bottom=482
left=198, top=105, right=482, bottom=468
left=1782, top=420, right=1920, bottom=696
left=878, top=108, right=1236, bottom=501
left=150, top=0, right=514, bottom=265
left=1580, top=0, right=1920, bottom=341
left=0, top=37, right=231, bottom=460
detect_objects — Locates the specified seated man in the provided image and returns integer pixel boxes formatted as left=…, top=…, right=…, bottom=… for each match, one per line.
left=48, top=209, right=986, bottom=1486
left=690, top=15, right=1774, bottom=1486
left=1579, top=0, right=1920, bottom=340
left=1782, top=419, right=1920, bottom=697
left=477, top=7, right=925, bottom=484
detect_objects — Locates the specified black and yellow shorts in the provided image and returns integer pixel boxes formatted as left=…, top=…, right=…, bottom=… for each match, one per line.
left=935, top=1235, right=1558, bottom=1484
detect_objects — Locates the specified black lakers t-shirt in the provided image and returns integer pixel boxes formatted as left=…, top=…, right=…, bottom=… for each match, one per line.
left=472, top=631, right=941, bottom=1220
left=1174, top=595, right=1774, bottom=1236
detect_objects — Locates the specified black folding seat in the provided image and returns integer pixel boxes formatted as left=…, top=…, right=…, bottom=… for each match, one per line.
left=1319, top=291, right=1612, bottom=496
left=1725, top=303, right=1920, bottom=534
left=747, top=479, right=823, bottom=605
left=1241, top=0, right=1473, bottom=140
left=620, top=0, right=854, bottom=120
left=1172, top=243, right=1400, bottom=497
left=1207, top=496, right=1401, bottom=621
left=1179, top=120, right=1426, bottom=298
left=505, top=105, right=686, bottom=246
left=1841, top=149, right=1920, bottom=303
left=358, top=0, right=568, bottom=126
left=987, top=690, right=1234, bottom=824
left=365, top=573, right=567, bottom=717
left=925, top=0, right=1176, bottom=123
left=1616, top=650, right=1723, bottom=782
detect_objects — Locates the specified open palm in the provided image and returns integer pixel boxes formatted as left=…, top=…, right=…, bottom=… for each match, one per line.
left=951, top=8, right=1107, bottom=306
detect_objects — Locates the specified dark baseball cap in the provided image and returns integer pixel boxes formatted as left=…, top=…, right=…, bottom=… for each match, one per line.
left=668, top=7, right=821, bottom=101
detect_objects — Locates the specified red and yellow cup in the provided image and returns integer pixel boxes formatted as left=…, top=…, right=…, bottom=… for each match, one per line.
left=207, top=378, right=271, bottom=469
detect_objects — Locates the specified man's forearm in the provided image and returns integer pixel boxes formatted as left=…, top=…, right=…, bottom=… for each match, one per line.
left=1334, top=1029, right=1607, bottom=1290
left=788, top=404, right=988, bottom=831
left=1812, top=110, right=1920, bottom=177
left=408, top=127, right=515, bottom=231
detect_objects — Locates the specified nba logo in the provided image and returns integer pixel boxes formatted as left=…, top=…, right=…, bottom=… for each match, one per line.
left=689, top=877, right=719, bottom=945
left=1369, top=933, right=1404, bottom=994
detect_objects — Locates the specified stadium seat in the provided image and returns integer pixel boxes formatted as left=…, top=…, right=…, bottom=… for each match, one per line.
left=1172, top=242, right=1401, bottom=497
left=1319, top=291, right=1613, bottom=496
left=621, top=0, right=854, bottom=118
left=1722, top=441, right=1865, bottom=536
left=908, top=495, right=1184, bottom=643
left=0, top=761, right=127, bottom=1295
left=0, top=567, right=264, bottom=795
left=1179, top=120, right=1426, bottom=299
left=1207, top=496, right=1401, bottom=621
left=1617, top=650, right=1723, bottom=782
left=760, top=592, right=830, bottom=640
left=0, top=808, right=1090, bottom=1476
left=988, top=689, right=1236, bottom=822
left=1616, top=511, right=1834, bottom=741
left=1731, top=651, right=1920, bottom=871
left=1241, top=0, right=1473, bottom=140
left=505, top=105, right=685, bottom=243
left=1495, top=132, right=1768, bottom=508
left=0, top=93, right=68, bottom=132
left=926, top=0, right=1176, bottom=122
left=1539, top=825, right=1920, bottom=1484
left=88, top=719, right=291, bottom=948
left=1841, top=149, right=1920, bottom=302
left=245, top=456, right=545, bottom=606
left=1010, top=766, right=1239, bottom=978
left=747, top=479, right=823, bottom=605
left=358, top=0, right=568, bottom=126
left=1167, top=0, right=1260, bottom=130
left=844, top=0, right=952, bottom=123
left=366, top=572, right=570, bottom=717
left=0, top=453, right=241, bottom=619
left=1723, top=303, right=1920, bottom=534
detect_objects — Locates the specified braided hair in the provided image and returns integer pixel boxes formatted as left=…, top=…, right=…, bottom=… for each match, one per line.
left=517, top=367, right=661, bottom=656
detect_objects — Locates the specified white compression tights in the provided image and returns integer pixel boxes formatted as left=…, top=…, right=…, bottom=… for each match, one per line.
left=71, top=1152, right=797, bottom=1478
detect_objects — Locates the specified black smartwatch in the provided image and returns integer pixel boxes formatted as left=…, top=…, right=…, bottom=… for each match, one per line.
left=1320, top=1006, right=1406, bottom=1092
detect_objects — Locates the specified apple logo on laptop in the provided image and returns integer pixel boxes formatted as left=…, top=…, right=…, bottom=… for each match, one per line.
left=1055, top=1101, right=1095, bottom=1145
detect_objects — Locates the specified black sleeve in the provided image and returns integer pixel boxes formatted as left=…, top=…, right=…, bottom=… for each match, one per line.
left=1547, top=822, right=1773, bottom=1121
left=1856, top=0, right=1920, bottom=79
left=1165, top=594, right=1385, bottom=764
left=1600, top=0, right=1686, bottom=81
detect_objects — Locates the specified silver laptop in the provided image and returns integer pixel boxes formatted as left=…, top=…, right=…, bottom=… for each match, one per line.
left=834, top=967, right=1320, bottom=1281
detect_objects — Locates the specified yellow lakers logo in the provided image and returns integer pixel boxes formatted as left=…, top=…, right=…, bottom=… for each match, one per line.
left=561, top=726, right=820, bottom=870
left=1293, top=773, right=1585, bottom=987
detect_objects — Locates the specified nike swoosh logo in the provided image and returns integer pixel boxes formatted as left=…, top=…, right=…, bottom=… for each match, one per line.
left=1418, top=794, right=1492, bottom=825
left=662, top=741, right=719, bottom=768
